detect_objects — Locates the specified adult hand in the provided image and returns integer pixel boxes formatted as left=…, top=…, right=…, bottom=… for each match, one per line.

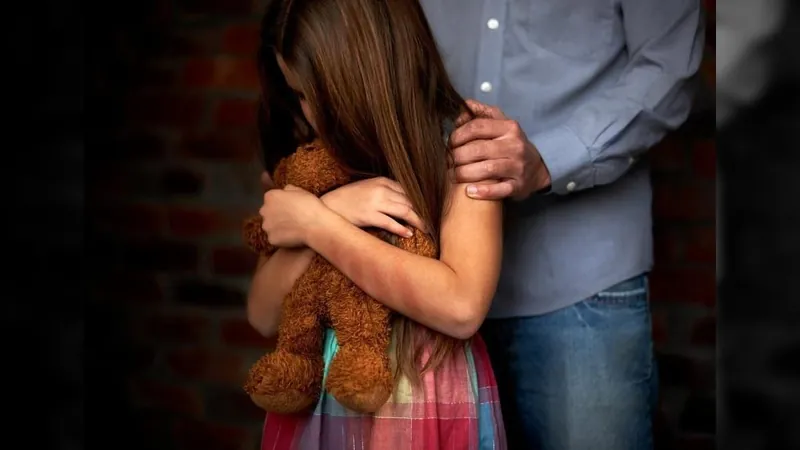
left=321, top=177, right=426, bottom=238
left=259, top=185, right=326, bottom=247
left=450, top=99, right=551, bottom=200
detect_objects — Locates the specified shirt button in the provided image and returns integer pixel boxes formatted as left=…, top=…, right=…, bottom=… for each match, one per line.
left=628, top=156, right=636, bottom=165
left=566, top=181, right=577, bottom=192
left=480, top=82, right=493, bottom=92
left=487, top=18, right=499, bottom=30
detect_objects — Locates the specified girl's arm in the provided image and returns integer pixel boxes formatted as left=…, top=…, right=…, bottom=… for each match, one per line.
left=305, top=183, right=502, bottom=339
left=246, top=248, right=315, bottom=338
left=246, top=177, right=426, bottom=337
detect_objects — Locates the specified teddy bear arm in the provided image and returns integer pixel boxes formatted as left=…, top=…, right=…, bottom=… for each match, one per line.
left=243, top=215, right=277, bottom=256
left=395, top=228, right=438, bottom=259
left=325, top=269, right=394, bottom=413
left=244, top=256, right=330, bottom=413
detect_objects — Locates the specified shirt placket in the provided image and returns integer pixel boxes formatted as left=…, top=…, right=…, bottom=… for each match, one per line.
left=474, top=0, right=507, bottom=105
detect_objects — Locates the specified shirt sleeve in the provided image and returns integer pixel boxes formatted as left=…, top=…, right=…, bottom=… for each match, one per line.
left=531, top=0, right=706, bottom=195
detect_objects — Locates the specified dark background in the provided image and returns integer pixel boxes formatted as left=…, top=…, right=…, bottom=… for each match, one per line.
left=84, top=2, right=717, bottom=449
left=8, top=0, right=757, bottom=449
left=717, top=0, right=800, bottom=448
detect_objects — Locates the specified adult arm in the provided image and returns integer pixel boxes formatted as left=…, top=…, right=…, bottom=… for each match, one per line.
left=533, top=0, right=705, bottom=194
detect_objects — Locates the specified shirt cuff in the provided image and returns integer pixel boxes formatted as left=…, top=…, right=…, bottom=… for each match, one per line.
left=530, top=125, right=595, bottom=195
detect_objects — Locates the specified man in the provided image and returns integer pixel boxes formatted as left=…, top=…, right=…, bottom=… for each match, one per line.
left=419, top=0, right=704, bottom=449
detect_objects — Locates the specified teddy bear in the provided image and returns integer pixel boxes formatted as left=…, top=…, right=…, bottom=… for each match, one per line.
left=242, top=139, right=438, bottom=414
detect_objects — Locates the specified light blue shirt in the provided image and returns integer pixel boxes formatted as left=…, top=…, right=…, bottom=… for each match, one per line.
left=421, top=0, right=705, bottom=317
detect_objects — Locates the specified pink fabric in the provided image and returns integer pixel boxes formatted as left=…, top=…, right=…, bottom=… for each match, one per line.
left=261, top=333, right=506, bottom=450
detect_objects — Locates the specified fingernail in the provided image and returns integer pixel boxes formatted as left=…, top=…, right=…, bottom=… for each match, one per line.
left=466, top=185, right=478, bottom=196
left=406, top=229, right=414, bottom=237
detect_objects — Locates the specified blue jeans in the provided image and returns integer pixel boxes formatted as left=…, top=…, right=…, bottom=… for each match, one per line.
left=481, top=274, right=658, bottom=450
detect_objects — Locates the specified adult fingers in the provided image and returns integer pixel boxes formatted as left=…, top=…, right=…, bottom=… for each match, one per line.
left=453, top=158, right=519, bottom=184
left=464, top=99, right=506, bottom=119
left=449, top=118, right=515, bottom=148
left=452, top=139, right=500, bottom=166
left=466, top=180, right=516, bottom=200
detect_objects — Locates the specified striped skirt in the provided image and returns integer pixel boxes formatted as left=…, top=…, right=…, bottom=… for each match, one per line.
left=261, top=329, right=506, bottom=450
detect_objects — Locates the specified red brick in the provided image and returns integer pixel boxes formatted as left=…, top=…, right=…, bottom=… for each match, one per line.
left=219, top=318, right=276, bottom=349
left=691, top=139, right=716, bottom=179
left=94, top=272, right=164, bottom=304
left=94, top=203, right=165, bottom=238
left=650, top=136, right=687, bottom=174
left=214, top=98, right=257, bottom=127
left=126, top=93, right=206, bottom=129
left=652, top=181, right=715, bottom=221
left=650, top=267, right=716, bottom=306
left=180, top=131, right=259, bottom=160
left=690, top=315, right=716, bottom=346
left=653, top=225, right=684, bottom=265
left=165, top=347, right=246, bottom=384
left=175, top=0, right=255, bottom=16
left=134, top=313, right=213, bottom=344
left=212, top=246, right=258, bottom=276
left=685, top=225, right=716, bottom=264
left=222, top=23, right=260, bottom=55
left=130, top=378, right=204, bottom=415
left=161, top=167, right=205, bottom=195
left=174, top=280, right=246, bottom=308
left=183, top=57, right=260, bottom=89
left=172, top=418, right=254, bottom=450
left=167, top=207, right=247, bottom=238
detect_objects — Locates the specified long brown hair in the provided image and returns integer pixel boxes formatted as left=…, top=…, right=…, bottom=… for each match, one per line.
left=257, top=0, right=472, bottom=384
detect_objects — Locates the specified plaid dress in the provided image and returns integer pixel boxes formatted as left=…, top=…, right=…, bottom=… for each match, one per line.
left=260, top=329, right=506, bottom=450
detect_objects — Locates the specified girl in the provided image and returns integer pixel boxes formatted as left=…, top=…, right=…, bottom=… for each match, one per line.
left=247, top=0, right=506, bottom=448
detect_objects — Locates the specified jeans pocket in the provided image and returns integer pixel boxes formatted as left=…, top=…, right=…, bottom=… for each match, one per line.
left=580, top=275, right=655, bottom=384
left=586, top=274, right=650, bottom=309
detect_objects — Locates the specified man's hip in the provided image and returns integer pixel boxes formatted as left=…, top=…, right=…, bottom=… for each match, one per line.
left=481, top=274, right=658, bottom=450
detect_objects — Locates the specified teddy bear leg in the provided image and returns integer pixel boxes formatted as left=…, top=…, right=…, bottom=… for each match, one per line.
left=244, top=262, right=327, bottom=414
left=325, top=280, right=394, bottom=413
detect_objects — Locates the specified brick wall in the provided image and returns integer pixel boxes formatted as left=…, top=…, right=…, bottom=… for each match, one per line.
left=648, top=2, right=716, bottom=448
left=89, top=1, right=715, bottom=449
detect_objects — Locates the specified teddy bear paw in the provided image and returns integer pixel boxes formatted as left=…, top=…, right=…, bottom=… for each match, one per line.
left=244, top=351, right=323, bottom=414
left=325, top=347, right=393, bottom=413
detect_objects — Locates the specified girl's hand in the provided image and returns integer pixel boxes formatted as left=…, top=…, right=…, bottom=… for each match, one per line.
left=321, top=177, right=426, bottom=237
left=259, top=185, right=327, bottom=247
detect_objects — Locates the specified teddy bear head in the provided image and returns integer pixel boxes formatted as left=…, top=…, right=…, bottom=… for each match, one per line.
left=272, top=140, right=352, bottom=196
